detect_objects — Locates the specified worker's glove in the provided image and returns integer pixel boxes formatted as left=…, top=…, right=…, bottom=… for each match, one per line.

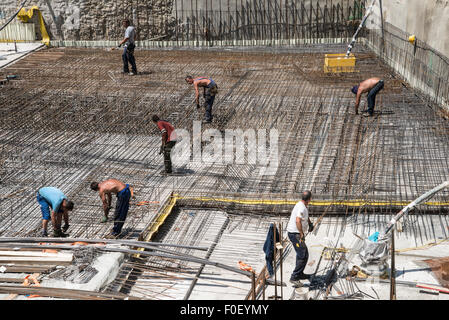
left=296, top=234, right=305, bottom=243
left=62, top=223, right=70, bottom=232
left=117, top=43, right=122, bottom=48
left=159, top=145, right=164, bottom=155
left=308, top=221, right=314, bottom=232
left=196, top=103, right=200, bottom=109
left=101, top=216, right=108, bottom=223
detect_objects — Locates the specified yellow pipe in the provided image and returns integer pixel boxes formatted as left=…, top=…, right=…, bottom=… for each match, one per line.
left=17, top=6, right=50, bottom=46
left=176, top=195, right=449, bottom=207
left=133, top=194, right=178, bottom=258
left=133, top=193, right=448, bottom=258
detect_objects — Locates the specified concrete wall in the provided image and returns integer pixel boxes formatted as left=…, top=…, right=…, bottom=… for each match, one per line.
left=0, top=0, right=174, bottom=41
left=1, top=0, right=362, bottom=42
left=368, top=0, right=449, bottom=58
left=364, top=0, right=449, bottom=112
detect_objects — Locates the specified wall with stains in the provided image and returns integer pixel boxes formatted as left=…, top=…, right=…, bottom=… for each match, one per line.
left=368, top=0, right=449, bottom=58
left=0, top=0, right=174, bottom=41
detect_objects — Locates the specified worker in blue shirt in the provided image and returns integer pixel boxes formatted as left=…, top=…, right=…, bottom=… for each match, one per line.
left=36, top=187, right=74, bottom=237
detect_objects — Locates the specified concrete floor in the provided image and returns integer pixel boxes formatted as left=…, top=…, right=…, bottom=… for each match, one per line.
left=0, top=42, right=44, bottom=68
left=122, top=208, right=449, bottom=300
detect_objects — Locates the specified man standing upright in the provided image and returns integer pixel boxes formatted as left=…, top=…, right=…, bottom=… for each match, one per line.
left=152, top=115, right=177, bottom=175
left=36, top=186, right=74, bottom=237
left=90, top=179, right=134, bottom=239
left=118, top=19, right=137, bottom=75
left=351, top=77, right=384, bottom=117
left=185, top=76, right=218, bottom=124
left=287, top=190, right=314, bottom=287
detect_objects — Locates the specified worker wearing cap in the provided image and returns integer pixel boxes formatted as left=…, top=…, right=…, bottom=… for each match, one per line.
left=118, top=19, right=137, bottom=75
left=36, top=187, right=74, bottom=237
left=152, top=115, right=177, bottom=175
left=351, top=77, right=384, bottom=117
left=286, top=190, right=314, bottom=287
left=90, top=179, right=134, bottom=239
left=185, top=76, right=218, bottom=124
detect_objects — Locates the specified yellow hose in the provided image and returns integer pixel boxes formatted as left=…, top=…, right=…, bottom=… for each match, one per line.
left=17, top=6, right=50, bottom=46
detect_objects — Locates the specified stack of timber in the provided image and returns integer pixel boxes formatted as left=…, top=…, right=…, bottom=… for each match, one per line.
left=0, top=248, right=73, bottom=273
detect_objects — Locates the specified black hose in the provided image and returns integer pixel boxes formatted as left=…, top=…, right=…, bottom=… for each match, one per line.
left=0, top=0, right=29, bottom=33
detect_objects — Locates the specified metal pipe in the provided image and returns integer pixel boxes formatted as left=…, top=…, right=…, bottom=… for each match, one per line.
left=390, top=228, right=396, bottom=300
left=183, top=217, right=230, bottom=300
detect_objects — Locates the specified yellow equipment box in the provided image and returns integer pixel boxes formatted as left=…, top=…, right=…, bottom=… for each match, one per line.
left=324, top=53, right=356, bottom=73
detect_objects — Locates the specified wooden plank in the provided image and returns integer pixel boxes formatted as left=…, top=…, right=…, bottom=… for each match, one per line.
left=0, top=265, right=54, bottom=273
left=0, top=277, right=24, bottom=283
left=1, top=273, right=40, bottom=300
left=0, top=251, right=71, bottom=259
left=0, top=259, right=71, bottom=266
left=0, top=256, right=72, bottom=263
left=0, top=284, right=140, bottom=300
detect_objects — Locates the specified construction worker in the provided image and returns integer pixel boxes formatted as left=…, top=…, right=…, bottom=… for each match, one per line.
left=286, top=190, right=314, bottom=287
left=36, top=187, right=74, bottom=237
left=152, top=115, right=177, bottom=175
left=351, top=77, right=384, bottom=117
left=90, top=179, right=134, bottom=239
left=185, top=75, right=218, bottom=124
left=118, top=19, right=137, bottom=75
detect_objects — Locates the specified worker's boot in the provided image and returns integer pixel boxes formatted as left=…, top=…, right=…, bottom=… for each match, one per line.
left=105, top=233, right=119, bottom=239
left=298, top=273, right=312, bottom=280
left=53, top=228, right=68, bottom=238
left=42, top=230, right=48, bottom=237
left=289, top=279, right=303, bottom=287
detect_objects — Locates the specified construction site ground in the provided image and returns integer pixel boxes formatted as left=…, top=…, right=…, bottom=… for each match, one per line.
left=0, top=44, right=448, bottom=300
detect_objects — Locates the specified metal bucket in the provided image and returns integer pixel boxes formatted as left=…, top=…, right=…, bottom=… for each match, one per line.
left=294, top=287, right=309, bottom=300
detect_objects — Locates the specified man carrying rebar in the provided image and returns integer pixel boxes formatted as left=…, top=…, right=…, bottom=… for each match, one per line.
left=185, top=76, right=218, bottom=124
left=36, top=187, right=74, bottom=237
left=286, top=190, right=314, bottom=287
left=90, top=179, right=134, bottom=239
left=152, top=115, right=177, bottom=175
left=351, top=77, right=384, bottom=117
left=118, top=19, right=137, bottom=75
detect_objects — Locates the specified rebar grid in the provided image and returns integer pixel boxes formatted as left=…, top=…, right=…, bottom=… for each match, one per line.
left=0, top=45, right=448, bottom=244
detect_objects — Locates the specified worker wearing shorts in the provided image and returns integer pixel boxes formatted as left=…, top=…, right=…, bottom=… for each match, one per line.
left=36, top=187, right=73, bottom=237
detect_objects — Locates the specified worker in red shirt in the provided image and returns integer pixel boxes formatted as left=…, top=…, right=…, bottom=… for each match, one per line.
left=152, top=115, right=177, bottom=174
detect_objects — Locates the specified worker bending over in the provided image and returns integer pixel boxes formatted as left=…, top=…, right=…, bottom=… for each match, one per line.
left=152, top=115, right=177, bottom=175
left=36, top=187, right=74, bottom=237
left=90, top=179, right=134, bottom=238
left=286, top=190, right=314, bottom=287
left=185, top=76, right=218, bottom=124
left=352, top=77, right=384, bottom=117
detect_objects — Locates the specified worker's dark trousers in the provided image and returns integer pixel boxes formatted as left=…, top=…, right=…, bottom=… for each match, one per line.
left=163, top=141, right=176, bottom=173
left=122, top=44, right=137, bottom=74
left=366, top=80, right=384, bottom=115
left=288, top=232, right=309, bottom=280
left=204, top=87, right=217, bottom=122
left=112, top=186, right=131, bottom=235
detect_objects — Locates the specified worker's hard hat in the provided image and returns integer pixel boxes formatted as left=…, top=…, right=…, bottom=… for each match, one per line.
left=408, top=35, right=416, bottom=44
